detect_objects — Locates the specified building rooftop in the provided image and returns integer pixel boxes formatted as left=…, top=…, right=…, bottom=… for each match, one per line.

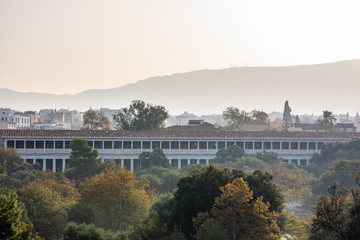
left=1, top=129, right=360, bottom=140
left=166, top=121, right=222, bottom=132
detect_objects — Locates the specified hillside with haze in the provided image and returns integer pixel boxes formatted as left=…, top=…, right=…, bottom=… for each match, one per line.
left=1, top=60, right=360, bottom=115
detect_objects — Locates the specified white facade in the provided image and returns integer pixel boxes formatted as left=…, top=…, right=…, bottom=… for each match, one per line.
left=2, top=129, right=359, bottom=173
left=0, top=108, right=30, bottom=128
left=0, top=120, right=16, bottom=129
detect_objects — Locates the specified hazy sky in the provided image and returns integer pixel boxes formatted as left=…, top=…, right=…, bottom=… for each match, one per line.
left=1, top=0, right=360, bottom=94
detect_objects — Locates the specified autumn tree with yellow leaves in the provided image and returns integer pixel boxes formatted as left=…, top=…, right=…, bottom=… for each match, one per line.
left=80, top=165, right=156, bottom=231
left=195, top=178, right=282, bottom=240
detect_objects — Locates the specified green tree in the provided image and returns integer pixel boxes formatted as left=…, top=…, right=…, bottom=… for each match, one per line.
left=0, top=147, right=23, bottom=173
left=213, top=145, right=245, bottom=164
left=0, top=192, right=42, bottom=240
left=281, top=209, right=310, bottom=240
left=113, top=100, right=169, bottom=130
left=139, top=148, right=170, bottom=169
left=80, top=165, right=155, bottom=231
left=223, top=107, right=251, bottom=131
left=82, top=110, right=111, bottom=130
left=0, top=147, right=41, bottom=189
left=252, top=110, right=268, bottom=123
left=170, top=165, right=245, bottom=236
left=63, top=222, right=128, bottom=240
left=195, top=220, right=229, bottom=240
left=309, top=182, right=353, bottom=240
left=135, top=193, right=175, bottom=240
left=136, top=166, right=182, bottom=193
left=245, top=170, right=284, bottom=213
left=67, top=202, right=94, bottom=225
left=307, top=138, right=360, bottom=177
left=169, top=165, right=283, bottom=237
left=65, top=139, right=101, bottom=183
left=310, top=159, right=360, bottom=201
left=268, top=162, right=312, bottom=202
left=0, top=191, right=24, bottom=239
left=18, top=180, right=68, bottom=239
left=225, top=156, right=268, bottom=172
left=255, top=150, right=279, bottom=163
left=317, top=110, right=336, bottom=133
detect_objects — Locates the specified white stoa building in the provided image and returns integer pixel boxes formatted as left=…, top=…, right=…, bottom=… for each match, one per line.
left=1, top=129, right=360, bottom=173
left=0, top=108, right=30, bottom=128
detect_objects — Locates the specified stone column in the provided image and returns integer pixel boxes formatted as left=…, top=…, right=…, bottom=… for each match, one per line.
left=196, top=159, right=200, bottom=165
left=206, top=159, right=209, bottom=165
left=62, top=159, right=66, bottom=172
left=187, top=159, right=190, bottom=165
left=33, top=159, right=36, bottom=164
left=42, top=159, right=46, bottom=171
left=121, top=159, right=124, bottom=168
left=52, top=159, right=56, bottom=172
left=130, top=159, right=134, bottom=173
left=178, top=159, right=181, bottom=170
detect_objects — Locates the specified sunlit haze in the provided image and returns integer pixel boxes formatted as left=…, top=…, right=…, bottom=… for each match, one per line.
left=1, top=0, right=360, bottom=95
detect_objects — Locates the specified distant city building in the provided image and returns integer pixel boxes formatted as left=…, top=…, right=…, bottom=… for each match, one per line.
left=0, top=108, right=30, bottom=128
left=38, top=109, right=83, bottom=130
left=166, top=120, right=223, bottom=131
left=242, top=120, right=268, bottom=132
left=0, top=119, right=16, bottom=129
left=24, top=111, right=40, bottom=126
left=287, top=123, right=325, bottom=133
left=335, top=123, right=357, bottom=133
left=32, top=122, right=71, bottom=130
left=269, top=119, right=284, bottom=131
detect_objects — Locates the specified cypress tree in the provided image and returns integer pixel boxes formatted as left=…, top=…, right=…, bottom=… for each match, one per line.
left=283, top=100, right=292, bottom=123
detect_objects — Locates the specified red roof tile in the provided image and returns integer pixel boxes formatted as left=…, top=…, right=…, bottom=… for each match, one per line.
left=0, top=129, right=360, bottom=140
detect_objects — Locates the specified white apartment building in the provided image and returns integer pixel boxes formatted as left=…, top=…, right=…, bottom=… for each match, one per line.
left=0, top=108, right=30, bottom=128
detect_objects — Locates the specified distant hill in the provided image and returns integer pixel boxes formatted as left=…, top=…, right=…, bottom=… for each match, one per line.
left=1, top=60, right=360, bottom=114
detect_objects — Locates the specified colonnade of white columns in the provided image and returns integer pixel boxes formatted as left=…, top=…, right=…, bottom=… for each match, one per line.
left=22, top=157, right=212, bottom=173
left=23, top=158, right=68, bottom=172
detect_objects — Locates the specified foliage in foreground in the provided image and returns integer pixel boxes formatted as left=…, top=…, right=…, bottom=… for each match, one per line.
left=194, top=178, right=281, bottom=240
left=136, top=166, right=183, bottom=194
left=64, top=222, right=128, bottom=240
left=0, top=191, right=42, bottom=240
left=18, top=177, right=69, bottom=239
left=80, top=165, right=156, bottom=231
left=169, top=165, right=283, bottom=237
left=309, top=181, right=360, bottom=240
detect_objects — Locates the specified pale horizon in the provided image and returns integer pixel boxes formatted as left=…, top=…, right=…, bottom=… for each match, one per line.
left=2, top=1, right=360, bottom=94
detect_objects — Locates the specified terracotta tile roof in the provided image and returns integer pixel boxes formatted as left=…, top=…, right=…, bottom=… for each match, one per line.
left=1, top=129, right=360, bottom=140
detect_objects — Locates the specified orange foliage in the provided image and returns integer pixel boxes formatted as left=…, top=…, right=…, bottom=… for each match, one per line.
left=80, top=165, right=155, bottom=231
left=211, top=178, right=282, bottom=240
left=30, top=171, right=79, bottom=204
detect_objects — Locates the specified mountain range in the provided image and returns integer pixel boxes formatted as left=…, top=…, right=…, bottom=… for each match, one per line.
left=1, top=60, right=360, bottom=115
